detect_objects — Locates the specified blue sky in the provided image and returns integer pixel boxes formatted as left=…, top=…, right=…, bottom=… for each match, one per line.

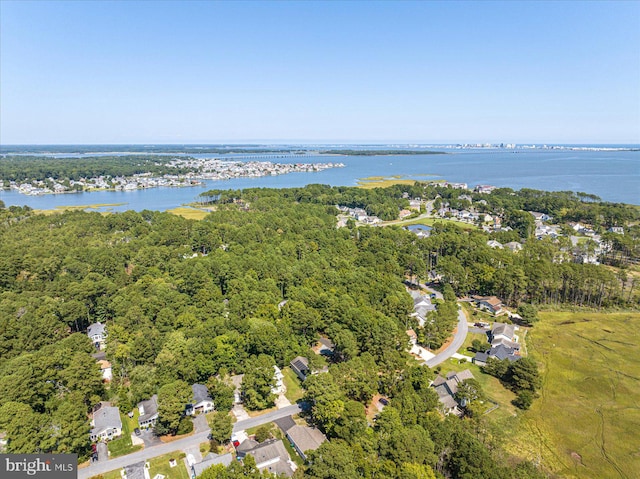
left=1, top=1, right=639, bottom=144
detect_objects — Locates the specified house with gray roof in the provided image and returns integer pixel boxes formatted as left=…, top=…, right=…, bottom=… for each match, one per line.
left=121, top=462, right=150, bottom=479
left=473, top=344, right=521, bottom=366
left=90, top=406, right=122, bottom=442
left=490, top=322, right=519, bottom=348
left=290, top=356, right=310, bottom=381
left=191, top=453, right=233, bottom=477
left=236, top=438, right=295, bottom=477
left=87, top=322, right=107, bottom=350
left=431, top=370, right=475, bottom=416
left=285, top=425, right=327, bottom=461
left=186, top=384, right=215, bottom=415
left=137, top=395, right=159, bottom=429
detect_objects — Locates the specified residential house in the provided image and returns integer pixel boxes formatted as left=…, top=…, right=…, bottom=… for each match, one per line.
left=535, top=224, right=561, bottom=239
left=473, top=344, right=521, bottom=366
left=88, top=323, right=107, bottom=350
left=608, top=226, right=624, bottom=235
left=471, top=296, right=504, bottom=315
left=191, top=453, right=233, bottom=477
left=186, top=384, right=215, bottom=416
left=504, top=241, right=523, bottom=253
left=486, top=240, right=503, bottom=249
left=90, top=406, right=122, bottom=442
left=409, top=290, right=436, bottom=320
left=290, top=356, right=310, bottom=381
left=529, top=211, right=550, bottom=223
left=284, top=425, right=327, bottom=461
left=447, top=182, right=468, bottom=190
left=121, top=462, right=150, bottom=479
left=236, top=438, right=295, bottom=477
left=406, top=329, right=418, bottom=346
left=474, top=185, right=496, bottom=194
left=0, top=432, right=7, bottom=453
left=272, top=366, right=285, bottom=395
left=399, top=209, right=412, bottom=219
left=490, top=322, right=520, bottom=349
left=98, top=360, right=112, bottom=382
left=137, top=395, right=159, bottom=429
left=431, top=370, right=475, bottom=415
left=408, top=199, right=422, bottom=210
left=315, top=338, right=335, bottom=358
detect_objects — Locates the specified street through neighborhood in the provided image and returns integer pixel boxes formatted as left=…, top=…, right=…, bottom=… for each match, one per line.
left=78, top=404, right=303, bottom=479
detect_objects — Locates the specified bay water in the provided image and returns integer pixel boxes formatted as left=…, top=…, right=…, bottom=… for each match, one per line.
left=0, top=149, right=638, bottom=212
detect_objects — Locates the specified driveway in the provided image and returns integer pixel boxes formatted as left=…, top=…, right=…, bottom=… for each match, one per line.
left=96, top=442, right=108, bottom=462
left=193, top=414, right=209, bottom=433
left=424, top=305, right=468, bottom=367
left=139, top=429, right=161, bottom=448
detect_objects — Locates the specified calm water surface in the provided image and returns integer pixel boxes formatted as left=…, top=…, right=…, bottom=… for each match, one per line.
left=1, top=149, right=638, bottom=212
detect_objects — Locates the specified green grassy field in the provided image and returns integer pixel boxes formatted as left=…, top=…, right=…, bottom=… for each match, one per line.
left=148, top=453, right=190, bottom=479
left=508, top=311, right=640, bottom=478
left=167, top=207, right=210, bottom=220
left=282, top=367, right=304, bottom=402
left=107, top=412, right=143, bottom=458
left=385, top=216, right=478, bottom=231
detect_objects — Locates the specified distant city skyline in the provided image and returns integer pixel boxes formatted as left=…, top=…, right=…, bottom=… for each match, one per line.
left=1, top=1, right=639, bottom=144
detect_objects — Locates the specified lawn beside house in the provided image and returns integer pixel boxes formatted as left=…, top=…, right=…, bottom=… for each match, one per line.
left=148, top=453, right=190, bottom=479
left=107, top=412, right=143, bottom=458
left=456, top=331, right=490, bottom=355
left=505, top=312, right=640, bottom=479
left=282, top=367, right=304, bottom=402
left=436, top=358, right=518, bottom=422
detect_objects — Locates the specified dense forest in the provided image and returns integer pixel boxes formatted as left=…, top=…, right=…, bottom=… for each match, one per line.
left=0, top=183, right=636, bottom=479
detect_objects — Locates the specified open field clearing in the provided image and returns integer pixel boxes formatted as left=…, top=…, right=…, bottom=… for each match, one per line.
left=510, top=312, right=640, bottom=478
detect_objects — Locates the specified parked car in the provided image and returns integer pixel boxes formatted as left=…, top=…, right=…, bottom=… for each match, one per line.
left=379, top=397, right=389, bottom=406
left=134, top=428, right=141, bottom=436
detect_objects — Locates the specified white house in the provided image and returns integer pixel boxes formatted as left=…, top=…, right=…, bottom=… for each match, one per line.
left=187, top=384, right=215, bottom=415
left=98, top=360, right=112, bottom=381
left=90, top=406, right=122, bottom=442
left=137, top=395, right=159, bottom=429
left=272, top=366, right=285, bottom=395
left=88, top=323, right=107, bottom=350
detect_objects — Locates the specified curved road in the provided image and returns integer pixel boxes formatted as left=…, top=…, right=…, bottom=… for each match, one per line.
left=424, top=306, right=468, bottom=367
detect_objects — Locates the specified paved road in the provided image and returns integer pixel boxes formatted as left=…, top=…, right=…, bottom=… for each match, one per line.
left=78, top=404, right=303, bottom=479
left=79, top=430, right=211, bottom=479
left=424, top=306, right=469, bottom=367
left=232, top=404, right=303, bottom=432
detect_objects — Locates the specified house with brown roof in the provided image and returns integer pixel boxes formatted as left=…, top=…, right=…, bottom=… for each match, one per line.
left=471, top=295, right=504, bottom=315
